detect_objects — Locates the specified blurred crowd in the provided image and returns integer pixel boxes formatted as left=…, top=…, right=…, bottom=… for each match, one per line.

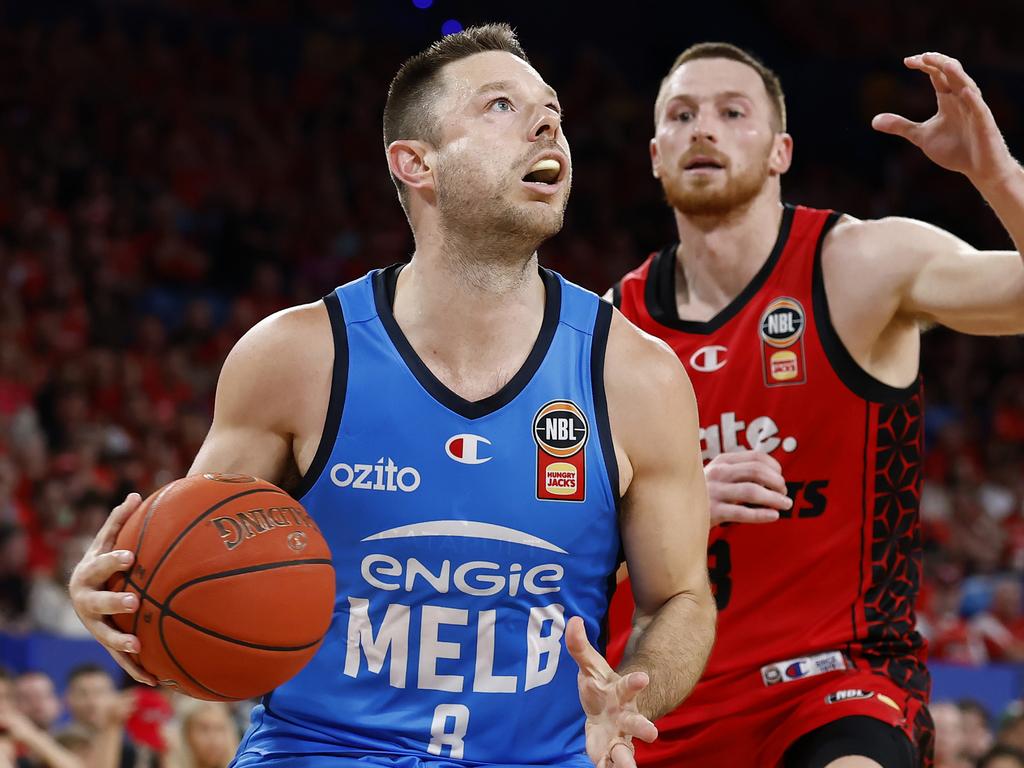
left=2, top=662, right=1023, bottom=768
left=0, top=663, right=241, bottom=768
left=0, top=1, right=1021, bottom=765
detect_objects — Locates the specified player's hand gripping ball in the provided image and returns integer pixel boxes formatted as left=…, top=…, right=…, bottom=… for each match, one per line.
left=106, top=474, right=335, bottom=701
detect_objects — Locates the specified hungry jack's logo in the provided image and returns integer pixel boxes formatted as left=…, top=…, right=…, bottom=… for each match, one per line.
left=533, top=401, right=588, bottom=502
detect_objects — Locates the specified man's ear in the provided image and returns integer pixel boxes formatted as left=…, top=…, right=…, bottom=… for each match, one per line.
left=650, top=137, right=661, bottom=179
left=387, top=140, right=435, bottom=194
left=769, top=132, right=793, bottom=176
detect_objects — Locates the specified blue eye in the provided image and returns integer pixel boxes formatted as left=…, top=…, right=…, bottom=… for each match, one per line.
left=490, top=98, right=513, bottom=113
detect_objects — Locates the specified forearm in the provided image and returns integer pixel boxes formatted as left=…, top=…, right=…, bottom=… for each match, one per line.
left=617, top=590, right=716, bottom=721
left=14, top=730, right=83, bottom=768
left=85, top=725, right=124, bottom=768
left=975, top=161, right=1024, bottom=261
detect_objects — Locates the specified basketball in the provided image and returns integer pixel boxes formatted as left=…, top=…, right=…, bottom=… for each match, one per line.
left=106, top=473, right=335, bottom=701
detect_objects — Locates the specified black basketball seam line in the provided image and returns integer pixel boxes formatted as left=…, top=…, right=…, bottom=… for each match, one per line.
left=129, top=482, right=176, bottom=636
left=159, top=558, right=334, bottom=652
left=137, top=487, right=290, bottom=602
left=125, top=560, right=332, bottom=648
left=155, top=560, right=332, bottom=701
left=157, top=610, right=243, bottom=701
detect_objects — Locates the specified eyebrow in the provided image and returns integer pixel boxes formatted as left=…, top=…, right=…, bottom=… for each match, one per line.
left=666, top=90, right=755, bottom=104
left=476, top=80, right=559, bottom=101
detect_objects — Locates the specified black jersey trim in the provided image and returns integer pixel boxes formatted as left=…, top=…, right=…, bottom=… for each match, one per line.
left=644, top=204, right=795, bottom=335
left=610, top=281, right=622, bottom=309
left=373, top=263, right=562, bottom=420
left=293, top=290, right=348, bottom=500
left=591, top=299, right=621, bottom=513
left=810, top=213, right=920, bottom=404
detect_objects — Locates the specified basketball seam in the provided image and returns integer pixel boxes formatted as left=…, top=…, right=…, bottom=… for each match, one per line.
left=129, top=482, right=176, bottom=636
left=155, top=558, right=333, bottom=700
left=157, top=614, right=242, bottom=701
left=137, top=486, right=289, bottom=602
left=127, top=562, right=332, bottom=651
left=161, top=558, right=333, bottom=652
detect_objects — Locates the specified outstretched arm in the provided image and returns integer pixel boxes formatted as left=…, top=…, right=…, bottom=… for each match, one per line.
left=868, top=52, right=1024, bottom=334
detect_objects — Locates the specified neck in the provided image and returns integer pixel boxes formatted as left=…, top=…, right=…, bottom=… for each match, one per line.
left=391, top=226, right=547, bottom=396
left=672, top=183, right=784, bottom=313
left=407, top=223, right=542, bottom=304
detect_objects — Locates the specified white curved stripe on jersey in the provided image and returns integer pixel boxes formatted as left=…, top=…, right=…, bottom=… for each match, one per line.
left=361, top=520, right=568, bottom=554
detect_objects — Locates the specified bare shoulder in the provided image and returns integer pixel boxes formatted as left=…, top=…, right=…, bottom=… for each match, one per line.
left=217, top=300, right=334, bottom=426
left=226, top=301, right=331, bottom=369
left=606, top=308, right=687, bottom=386
left=604, top=307, right=696, bottom=452
left=824, top=213, right=969, bottom=276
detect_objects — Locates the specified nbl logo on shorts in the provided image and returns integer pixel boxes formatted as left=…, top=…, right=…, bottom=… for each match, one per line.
left=533, top=401, right=588, bottom=502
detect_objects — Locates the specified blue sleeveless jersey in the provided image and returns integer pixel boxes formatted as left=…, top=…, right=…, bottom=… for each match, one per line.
left=234, top=266, right=620, bottom=767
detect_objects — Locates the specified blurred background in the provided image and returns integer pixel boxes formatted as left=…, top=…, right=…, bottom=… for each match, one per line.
left=0, top=1, right=1021, bottom=767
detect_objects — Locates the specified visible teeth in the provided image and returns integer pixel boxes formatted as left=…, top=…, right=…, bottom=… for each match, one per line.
left=528, top=158, right=561, bottom=175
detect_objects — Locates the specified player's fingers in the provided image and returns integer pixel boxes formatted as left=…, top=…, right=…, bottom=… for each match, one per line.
left=92, top=493, right=142, bottom=554
left=614, top=671, right=649, bottom=705
left=724, top=462, right=787, bottom=495
left=83, top=616, right=142, bottom=656
left=919, top=52, right=978, bottom=91
left=566, top=616, right=613, bottom=679
left=711, top=505, right=780, bottom=526
left=79, top=590, right=139, bottom=618
left=903, top=56, right=952, bottom=94
left=871, top=113, right=922, bottom=143
left=621, top=711, right=659, bottom=744
left=73, top=549, right=134, bottom=591
left=609, top=742, right=638, bottom=768
left=741, top=449, right=783, bottom=474
left=727, top=482, right=791, bottom=510
left=109, top=649, right=157, bottom=687
left=704, top=451, right=748, bottom=465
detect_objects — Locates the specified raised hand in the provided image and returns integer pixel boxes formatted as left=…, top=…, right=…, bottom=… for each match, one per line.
left=565, top=616, right=658, bottom=768
left=872, top=52, right=1014, bottom=185
left=68, top=493, right=157, bottom=686
left=704, top=450, right=791, bottom=526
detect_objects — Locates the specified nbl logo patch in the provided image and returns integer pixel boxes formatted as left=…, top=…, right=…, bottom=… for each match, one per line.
left=533, top=401, right=588, bottom=502
left=759, top=297, right=808, bottom=387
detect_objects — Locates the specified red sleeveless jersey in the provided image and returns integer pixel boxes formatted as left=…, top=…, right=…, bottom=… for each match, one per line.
left=608, top=204, right=929, bottom=718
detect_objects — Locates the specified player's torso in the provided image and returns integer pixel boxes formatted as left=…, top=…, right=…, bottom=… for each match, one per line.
left=613, top=205, right=926, bottom=694
left=239, top=266, right=618, bottom=766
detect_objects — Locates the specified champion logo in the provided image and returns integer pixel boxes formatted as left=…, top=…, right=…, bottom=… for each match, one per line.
left=446, top=434, right=492, bottom=465
left=689, top=345, right=728, bottom=373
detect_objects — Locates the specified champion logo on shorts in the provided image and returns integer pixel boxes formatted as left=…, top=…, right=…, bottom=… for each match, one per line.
left=760, top=650, right=849, bottom=686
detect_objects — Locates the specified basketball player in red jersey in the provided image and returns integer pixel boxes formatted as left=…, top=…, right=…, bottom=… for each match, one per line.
left=607, top=45, right=1024, bottom=767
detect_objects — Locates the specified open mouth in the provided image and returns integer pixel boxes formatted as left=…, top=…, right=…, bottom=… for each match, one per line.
left=522, top=157, right=563, bottom=186
left=684, top=158, right=725, bottom=171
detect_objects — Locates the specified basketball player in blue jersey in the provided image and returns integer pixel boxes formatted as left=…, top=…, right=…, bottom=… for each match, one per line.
left=68, top=24, right=716, bottom=768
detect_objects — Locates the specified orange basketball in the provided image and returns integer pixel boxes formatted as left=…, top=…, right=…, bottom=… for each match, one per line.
left=107, top=473, right=335, bottom=701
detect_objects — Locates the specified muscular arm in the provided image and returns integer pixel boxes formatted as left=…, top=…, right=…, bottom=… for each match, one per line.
left=828, top=212, right=1024, bottom=337
left=606, top=312, right=715, bottom=720
left=188, top=302, right=333, bottom=485
left=69, top=300, right=333, bottom=683
left=856, top=51, right=1024, bottom=338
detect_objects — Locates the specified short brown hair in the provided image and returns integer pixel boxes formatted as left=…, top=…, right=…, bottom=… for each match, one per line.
left=383, top=23, right=529, bottom=212
left=655, top=42, right=786, bottom=132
